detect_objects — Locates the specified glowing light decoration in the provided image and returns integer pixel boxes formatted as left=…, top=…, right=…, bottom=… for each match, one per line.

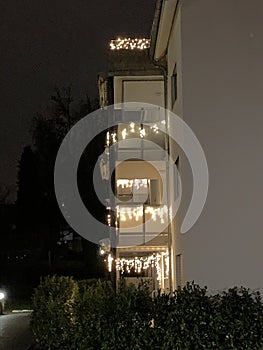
left=164, top=252, right=169, bottom=278
left=116, top=254, right=160, bottom=274
left=104, top=122, right=160, bottom=148
left=111, top=132, right=117, bottom=143
left=115, top=205, right=168, bottom=223
left=139, top=127, right=146, bottom=138
left=107, top=213, right=111, bottom=226
left=121, top=128, right=127, bottom=140
left=108, top=254, right=114, bottom=272
left=134, top=178, right=148, bottom=189
left=110, top=38, right=150, bottom=50
left=115, top=251, right=169, bottom=283
left=117, top=179, right=132, bottom=188
left=117, top=179, right=148, bottom=189
left=150, top=124, right=159, bottom=133
left=106, top=131, right=110, bottom=146
left=129, top=122, right=135, bottom=133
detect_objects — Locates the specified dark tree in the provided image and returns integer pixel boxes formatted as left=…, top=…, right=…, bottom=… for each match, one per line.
left=0, top=183, right=12, bottom=204
left=16, top=145, right=41, bottom=250
left=16, top=86, right=105, bottom=278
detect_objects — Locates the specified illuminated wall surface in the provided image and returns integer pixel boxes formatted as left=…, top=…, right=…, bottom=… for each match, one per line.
left=160, top=0, right=263, bottom=292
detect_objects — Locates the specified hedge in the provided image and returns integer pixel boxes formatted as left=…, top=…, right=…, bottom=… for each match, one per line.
left=31, top=277, right=263, bottom=349
left=31, top=276, right=78, bottom=349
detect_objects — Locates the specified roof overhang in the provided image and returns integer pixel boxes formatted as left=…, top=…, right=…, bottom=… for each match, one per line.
left=150, top=0, right=178, bottom=62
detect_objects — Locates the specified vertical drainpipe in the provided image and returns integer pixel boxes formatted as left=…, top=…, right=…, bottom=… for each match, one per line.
left=151, top=57, right=173, bottom=291
left=149, top=0, right=173, bottom=291
left=164, top=66, right=173, bottom=292
left=164, top=69, right=173, bottom=293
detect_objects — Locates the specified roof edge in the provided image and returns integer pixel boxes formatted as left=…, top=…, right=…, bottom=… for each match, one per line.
left=149, top=0, right=164, bottom=62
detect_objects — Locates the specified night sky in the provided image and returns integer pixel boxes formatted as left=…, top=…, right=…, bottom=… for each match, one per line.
left=0, top=0, right=156, bottom=196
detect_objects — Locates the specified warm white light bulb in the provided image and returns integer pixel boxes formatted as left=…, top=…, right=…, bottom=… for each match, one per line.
left=139, top=128, right=146, bottom=138
left=122, top=128, right=127, bottom=140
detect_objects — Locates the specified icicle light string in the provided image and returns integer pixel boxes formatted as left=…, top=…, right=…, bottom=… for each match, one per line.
left=105, top=122, right=160, bottom=148
left=115, top=252, right=169, bottom=281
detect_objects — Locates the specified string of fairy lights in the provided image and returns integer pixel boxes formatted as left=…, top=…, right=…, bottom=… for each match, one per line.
left=103, top=250, right=169, bottom=282
left=116, top=205, right=168, bottom=224
left=117, top=178, right=148, bottom=189
left=114, top=252, right=169, bottom=283
left=110, top=38, right=150, bottom=50
left=105, top=122, right=160, bottom=148
left=104, top=121, right=164, bottom=220
left=102, top=115, right=169, bottom=284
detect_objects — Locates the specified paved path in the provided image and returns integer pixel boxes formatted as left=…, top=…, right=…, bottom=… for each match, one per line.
left=0, top=313, right=34, bottom=350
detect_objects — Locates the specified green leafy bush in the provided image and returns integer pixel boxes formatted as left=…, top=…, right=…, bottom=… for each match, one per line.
left=31, top=278, right=263, bottom=350
left=151, top=283, right=216, bottom=349
left=212, top=286, right=263, bottom=349
left=73, top=280, right=116, bottom=349
left=31, top=275, right=78, bottom=350
left=72, top=280, right=154, bottom=350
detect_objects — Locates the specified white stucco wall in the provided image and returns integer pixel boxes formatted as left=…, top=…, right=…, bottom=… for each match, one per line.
left=166, top=5, right=184, bottom=289
left=175, top=0, right=263, bottom=292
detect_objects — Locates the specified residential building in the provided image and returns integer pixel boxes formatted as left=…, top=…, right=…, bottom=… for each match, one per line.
left=99, top=0, right=263, bottom=293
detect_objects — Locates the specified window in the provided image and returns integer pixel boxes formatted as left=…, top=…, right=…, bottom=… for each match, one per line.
left=174, top=157, right=180, bottom=201
left=176, top=254, right=182, bottom=287
left=171, top=64, right=177, bottom=106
